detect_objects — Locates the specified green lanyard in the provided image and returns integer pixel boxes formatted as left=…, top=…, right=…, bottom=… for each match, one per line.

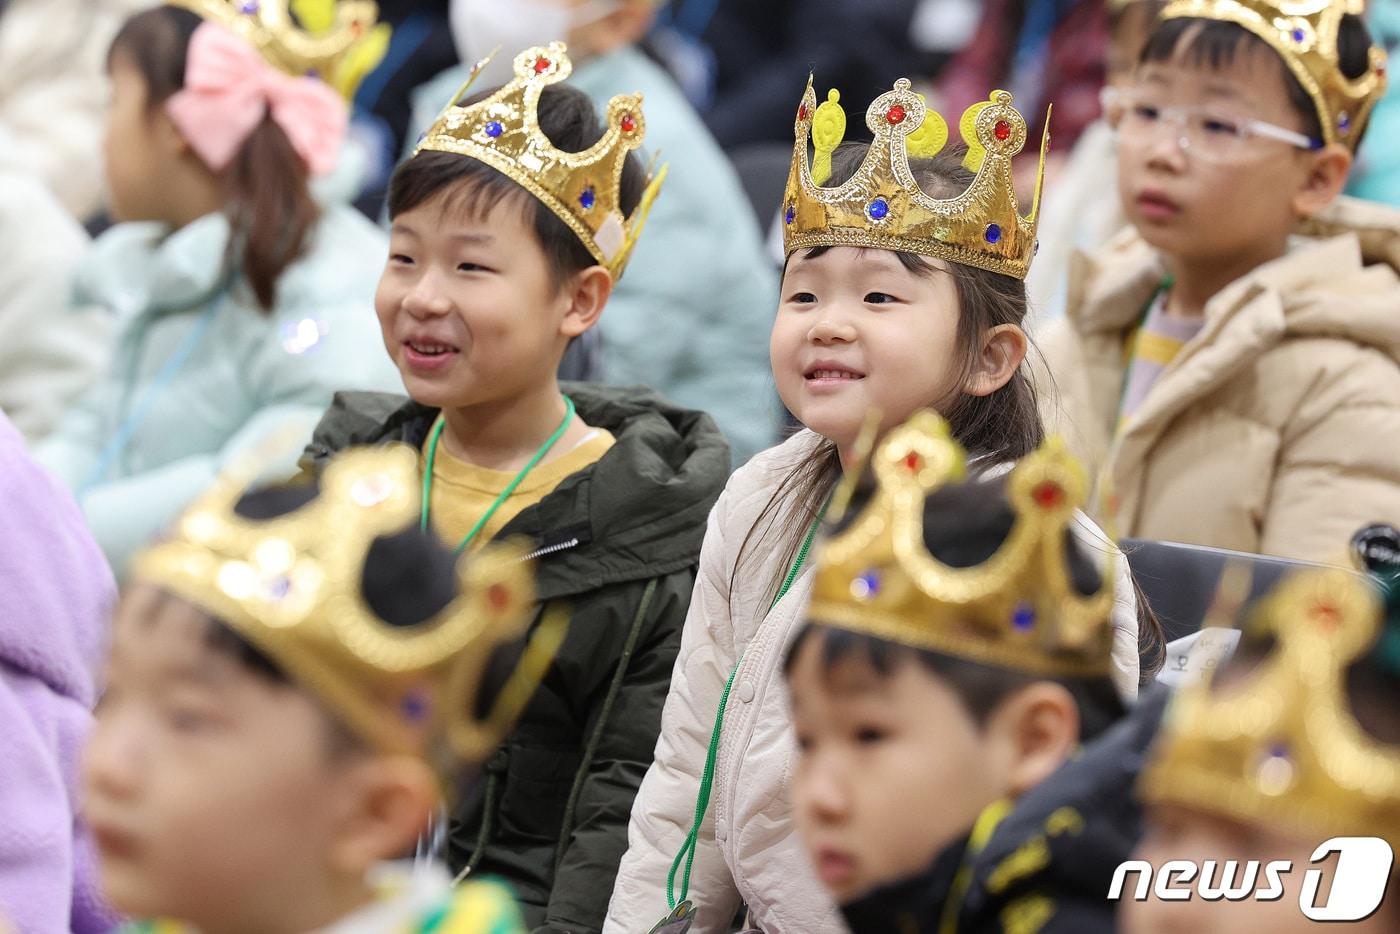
left=664, top=501, right=830, bottom=911
left=420, top=395, right=576, bottom=555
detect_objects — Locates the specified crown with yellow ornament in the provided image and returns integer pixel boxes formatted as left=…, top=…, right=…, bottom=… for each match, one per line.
left=807, top=411, right=1117, bottom=677
left=781, top=79, right=1050, bottom=279
left=131, top=445, right=564, bottom=786
left=1161, top=0, right=1387, bottom=149
left=414, top=42, right=667, bottom=280
left=168, top=0, right=391, bottom=99
left=1140, top=567, right=1400, bottom=849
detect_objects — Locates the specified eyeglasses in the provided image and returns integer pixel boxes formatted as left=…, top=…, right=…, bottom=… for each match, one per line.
left=1102, top=87, right=1321, bottom=163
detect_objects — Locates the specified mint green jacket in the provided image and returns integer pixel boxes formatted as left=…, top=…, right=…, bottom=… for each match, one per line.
left=34, top=205, right=401, bottom=577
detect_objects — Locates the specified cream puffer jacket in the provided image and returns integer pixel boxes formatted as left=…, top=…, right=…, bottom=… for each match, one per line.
left=603, top=431, right=1143, bottom=934
left=1034, top=197, right=1400, bottom=562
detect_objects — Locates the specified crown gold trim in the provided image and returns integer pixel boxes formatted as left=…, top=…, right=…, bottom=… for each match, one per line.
left=132, top=446, right=561, bottom=780
left=169, top=0, right=390, bottom=99
left=1141, top=568, right=1400, bottom=848
left=807, top=411, right=1117, bottom=677
left=781, top=80, right=1049, bottom=280
left=415, top=42, right=667, bottom=280
left=1161, top=0, right=1388, bottom=148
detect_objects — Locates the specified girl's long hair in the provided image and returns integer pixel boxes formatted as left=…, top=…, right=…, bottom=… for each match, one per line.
left=110, top=6, right=321, bottom=311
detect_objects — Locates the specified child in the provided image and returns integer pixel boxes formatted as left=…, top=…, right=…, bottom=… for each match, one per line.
left=604, top=77, right=1147, bottom=934
left=33, top=0, right=401, bottom=578
left=0, top=412, right=116, bottom=933
left=1123, top=565, right=1400, bottom=933
left=428, top=0, right=781, bottom=463
left=85, top=445, right=554, bottom=932
left=1035, top=0, right=1400, bottom=561
left=786, top=411, right=1135, bottom=933
left=301, top=43, right=730, bottom=933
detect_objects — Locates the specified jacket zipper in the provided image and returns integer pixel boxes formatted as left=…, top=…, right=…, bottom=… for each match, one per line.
left=519, top=537, right=580, bottom=562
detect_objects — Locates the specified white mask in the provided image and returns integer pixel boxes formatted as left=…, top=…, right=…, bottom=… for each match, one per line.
left=449, top=0, right=620, bottom=90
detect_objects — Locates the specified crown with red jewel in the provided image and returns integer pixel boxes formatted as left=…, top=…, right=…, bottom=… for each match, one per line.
left=807, top=411, right=1117, bottom=677
left=782, top=79, right=1050, bottom=279
left=415, top=42, right=667, bottom=280
left=1161, top=0, right=1387, bottom=148
left=131, top=446, right=563, bottom=786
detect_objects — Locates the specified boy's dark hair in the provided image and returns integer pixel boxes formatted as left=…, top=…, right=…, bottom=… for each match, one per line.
left=783, top=474, right=1150, bottom=744
left=191, top=481, right=525, bottom=751
left=388, top=84, right=647, bottom=291
left=750, top=143, right=1048, bottom=614
left=1140, top=15, right=1377, bottom=146
left=110, top=5, right=321, bottom=311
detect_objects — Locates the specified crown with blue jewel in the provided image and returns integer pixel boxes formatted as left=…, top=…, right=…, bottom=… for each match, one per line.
left=131, top=446, right=565, bottom=790
left=415, top=42, right=667, bottom=280
left=781, top=79, right=1050, bottom=280
left=806, top=411, right=1117, bottom=677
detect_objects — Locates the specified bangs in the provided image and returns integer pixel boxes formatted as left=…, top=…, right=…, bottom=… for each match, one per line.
left=387, top=150, right=533, bottom=224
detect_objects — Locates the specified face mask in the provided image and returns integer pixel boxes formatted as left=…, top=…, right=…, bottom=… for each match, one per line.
left=449, top=0, right=620, bottom=90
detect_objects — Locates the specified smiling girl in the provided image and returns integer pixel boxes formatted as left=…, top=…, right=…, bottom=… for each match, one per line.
left=604, top=80, right=1150, bottom=934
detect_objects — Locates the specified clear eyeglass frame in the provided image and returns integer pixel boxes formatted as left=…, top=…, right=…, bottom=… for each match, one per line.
left=1101, top=86, right=1321, bottom=163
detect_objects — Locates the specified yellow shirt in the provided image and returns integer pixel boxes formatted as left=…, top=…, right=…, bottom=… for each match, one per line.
left=422, top=421, right=615, bottom=553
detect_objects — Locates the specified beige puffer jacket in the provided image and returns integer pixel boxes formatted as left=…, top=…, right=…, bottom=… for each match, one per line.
left=603, top=431, right=1143, bottom=934
left=1035, top=197, right=1400, bottom=563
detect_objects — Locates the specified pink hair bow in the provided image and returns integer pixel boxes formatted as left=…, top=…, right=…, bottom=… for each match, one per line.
left=166, top=21, right=347, bottom=176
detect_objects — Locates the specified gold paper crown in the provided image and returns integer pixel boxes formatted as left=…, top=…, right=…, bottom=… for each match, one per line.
left=807, top=411, right=1116, bottom=677
left=781, top=80, right=1050, bottom=279
left=1161, top=0, right=1387, bottom=148
left=1141, top=568, right=1400, bottom=849
left=131, top=446, right=563, bottom=783
left=169, top=0, right=391, bottom=99
left=415, top=42, right=668, bottom=280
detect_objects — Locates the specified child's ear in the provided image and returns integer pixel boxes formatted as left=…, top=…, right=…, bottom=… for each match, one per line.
left=1292, top=144, right=1352, bottom=219
left=153, top=105, right=200, bottom=165
left=963, top=324, right=1028, bottom=398
left=990, top=682, right=1080, bottom=798
left=327, top=755, right=439, bottom=876
left=558, top=265, right=613, bottom=339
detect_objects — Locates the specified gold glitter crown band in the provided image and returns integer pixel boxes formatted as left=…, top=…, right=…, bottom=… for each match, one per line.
left=1161, top=0, right=1387, bottom=148
left=807, top=411, right=1117, bottom=677
left=415, top=42, right=668, bottom=280
left=1141, top=568, right=1400, bottom=849
left=132, top=446, right=563, bottom=784
left=781, top=79, right=1049, bottom=279
left=169, top=0, right=391, bottom=99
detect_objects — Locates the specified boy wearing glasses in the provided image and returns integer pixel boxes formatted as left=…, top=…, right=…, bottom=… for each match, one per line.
left=1036, top=0, right=1400, bottom=562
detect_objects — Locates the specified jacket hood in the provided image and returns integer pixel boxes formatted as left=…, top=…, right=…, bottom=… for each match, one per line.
left=1070, top=196, right=1400, bottom=363
left=0, top=414, right=114, bottom=705
left=302, top=382, right=730, bottom=600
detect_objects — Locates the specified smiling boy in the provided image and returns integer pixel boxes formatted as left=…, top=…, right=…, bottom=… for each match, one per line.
left=1036, top=0, right=1400, bottom=561
left=301, top=45, right=728, bottom=934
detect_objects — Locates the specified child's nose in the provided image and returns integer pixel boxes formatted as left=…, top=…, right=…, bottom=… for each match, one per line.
left=402, top=274, right=455, bottom=318
left=808, top=307, right=857, bottom=344
left=803, top=765, right=853, bottom=821
left=83, top=719, right=142, bottom=802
